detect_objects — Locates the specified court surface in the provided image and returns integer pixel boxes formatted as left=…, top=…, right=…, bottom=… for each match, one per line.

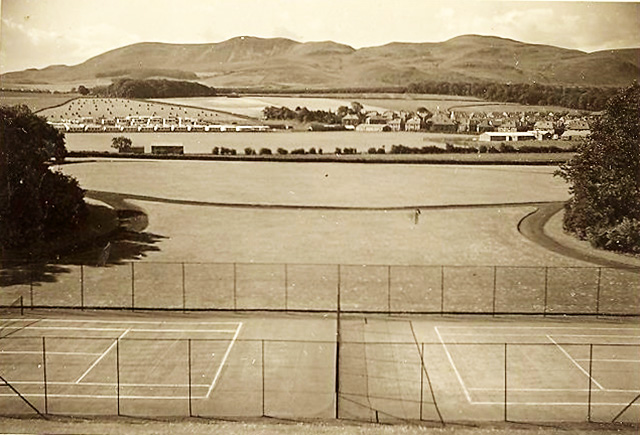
left=1, top=311, right=638, bottom=424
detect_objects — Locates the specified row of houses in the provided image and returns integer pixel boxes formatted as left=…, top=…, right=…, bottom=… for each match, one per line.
left=341, top=109, right=593, bottom=139
left=49, top=122, right=271, bottom=133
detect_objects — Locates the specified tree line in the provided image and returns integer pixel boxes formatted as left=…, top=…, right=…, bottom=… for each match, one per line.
left=90, top=79, right=217, bottom=99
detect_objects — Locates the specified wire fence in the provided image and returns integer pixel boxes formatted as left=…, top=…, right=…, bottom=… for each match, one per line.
left=1, top=262, right=639, bottom=316
left=0, top=336, right=638, bottom=424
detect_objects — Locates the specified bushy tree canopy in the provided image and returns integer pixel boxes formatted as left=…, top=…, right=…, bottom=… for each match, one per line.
left=0, top=105, right=87, bottom=250
left=556, top=83, right=640, bottom=254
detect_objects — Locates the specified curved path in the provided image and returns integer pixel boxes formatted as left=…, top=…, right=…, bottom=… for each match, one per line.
left=518, top=201, right=639, bottom=269
left=87, top=190, right=638, bottom=269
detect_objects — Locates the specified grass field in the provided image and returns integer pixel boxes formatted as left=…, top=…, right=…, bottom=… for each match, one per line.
left=0, top=91, right=80, bottom=112
left=36, top=98, right=254, bottom=124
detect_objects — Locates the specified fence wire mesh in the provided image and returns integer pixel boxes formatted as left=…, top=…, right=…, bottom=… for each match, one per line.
left=1, top=262, right=638, bottom=316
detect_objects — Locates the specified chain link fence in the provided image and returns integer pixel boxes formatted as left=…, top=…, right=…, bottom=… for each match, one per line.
left=1, top=262, right=639, bottom=315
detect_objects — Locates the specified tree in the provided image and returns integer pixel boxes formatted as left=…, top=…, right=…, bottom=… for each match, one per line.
left=111, top=136, right=133, bottom=152
left=556, top=83, right=640, bottom=254
left=77, top=85, right=90, bottom=95
left=1, top=105, right=87, bottom=250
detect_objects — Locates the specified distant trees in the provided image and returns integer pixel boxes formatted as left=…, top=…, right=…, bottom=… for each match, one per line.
left=406, top=81, right=620, bottom=111
left=262, top=106, right=343, bottom=124
left=77, top=85, right=90, bottom=95
left=556, top=83, right=640, bottom=254
left=91, top=79, right=217, bottom=98
left=0, top=105, right=86, bottom=249
left=111, top=136, right=132, bottom=152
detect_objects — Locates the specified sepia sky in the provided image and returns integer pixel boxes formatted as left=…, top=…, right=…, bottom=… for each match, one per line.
left=1, top=0, right=639, bottom=73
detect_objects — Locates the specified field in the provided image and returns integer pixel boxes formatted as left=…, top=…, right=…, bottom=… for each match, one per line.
left=0, top=90, right=80, bottom=112
left=153, top=94, right=579, bottom=117
left=36, top=97, right=254, bottom=124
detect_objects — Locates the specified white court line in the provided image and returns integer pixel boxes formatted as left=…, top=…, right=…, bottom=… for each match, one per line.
left=547, top=335, right=605, bottom=391
left=434, top=326, right=472, bottom=403
left=469, top=387, right=640, bottom=393
left=6, top=380, right=210, bottom=387
left=0, top=393, right=206, bottom=400
left=440, top=333, right=640, bottom=339
left=206, top=322, right=242, bottom=398
left=441, top=326, right=640, bottom=331
left=1, top=326, right=237, bottom=333
left=576, top=358, right=640, bottom=363
left=1, top=318, right=241, bottom=325
left=0, top=351, right=101, bottom=356
left=472, top=401, right=640, bottom=406
left=75, top=329, right=130, bottom=384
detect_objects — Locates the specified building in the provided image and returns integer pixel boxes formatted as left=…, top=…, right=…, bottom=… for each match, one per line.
left=356, top=124, right=391, bottom=132
left=479, top=132, right=537, bottom=142
left=387, top=118, right=404, bottom=132
left=405, top=116, right=423, bottom=132
left=561, top=130, right=591, bottom=140
left=341, top=114, right=360, bottom=127
left=429, top=113, right=457, bottom=133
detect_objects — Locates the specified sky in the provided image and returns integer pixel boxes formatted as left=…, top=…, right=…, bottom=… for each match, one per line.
left=1, top=0, right=639, bottom=73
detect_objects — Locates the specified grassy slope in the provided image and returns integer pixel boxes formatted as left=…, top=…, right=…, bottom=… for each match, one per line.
left=0, top=90, right=81, bottom=112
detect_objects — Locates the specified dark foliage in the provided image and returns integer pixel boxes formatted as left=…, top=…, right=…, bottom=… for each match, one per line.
left=92, top=78, right=216, bottom=98
left=0, top=105, right=87, bottom=250
left=111, top=136, right=132, bottom=152
left=556, top=83, right=640, bottom=254
left=263, top=106, right=343, bottom=124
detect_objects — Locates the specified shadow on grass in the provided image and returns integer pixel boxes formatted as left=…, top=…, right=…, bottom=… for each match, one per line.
left=1, top=209, right=166, bottom=288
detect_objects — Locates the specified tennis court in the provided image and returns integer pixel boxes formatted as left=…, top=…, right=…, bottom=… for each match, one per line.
left=1, top=312, right=639, bottom=425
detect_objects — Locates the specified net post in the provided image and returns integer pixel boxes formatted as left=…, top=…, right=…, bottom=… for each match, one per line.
left=595, top=268, right=602, bottom=316
left=440, top=266, right=445, bottom=315
left=130, top=262, right=135, bottom=311
left=182, top=262, right=186, bottom=313
left=80, top=264, right=84, bottom=310
left=188, top=339, right=192, bottom=417
left=588, top=344, right=593, bottom=422
left=504, top=343, right=508, bottom=422
left=543, top=266, right=548, bottom=317
left=492, top=266, right=497, bottom=317
left=116, top=337, right=121, bottom=416
left=420, top=342, right=424, bottom=421
left=42, top=337, right=48, bottom=415
left=261, top=339, right=265, bottom=417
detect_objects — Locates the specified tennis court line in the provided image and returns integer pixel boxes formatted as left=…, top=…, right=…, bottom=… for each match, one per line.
left=1, top=318, right=242, bottom=325
left=471, top=401, right=640, bottom=406
left=434, top=326, right=472, bottom=403
left=0, top=350, right=101, bottom=356
left=206, top=322, right=242, bottom=398
left=441, top=326, right=640, bottom=330
left=6, top=380, right=211, bottom=387
left=0, top=326, right=238, bottom=333
left=75, top=329, right=130, bottom=384
left=469, top=387, right=640, bottom=392
left=547, top=335, right=604, bottom=390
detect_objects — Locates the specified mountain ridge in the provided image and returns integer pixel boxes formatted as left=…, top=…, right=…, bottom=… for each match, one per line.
left=2, top=35, right=638, bottom=88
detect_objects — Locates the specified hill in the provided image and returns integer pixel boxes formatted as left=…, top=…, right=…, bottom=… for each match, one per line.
left=1, top=35, right=638, bottom=89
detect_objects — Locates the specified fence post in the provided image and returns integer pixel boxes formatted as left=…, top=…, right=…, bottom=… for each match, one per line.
left=233, top=263, right=237, bottom=310
left=387, top=265, right=391, bottom=315
left=284, top=264, right=288, bottom=311
left=543, top=266, right=548, bottom=317
left=440, top=266, right=445, bottom=316
left=595, top=268, right=602, bottom=316
left=20, top=296, right=24, bottom=316
left=492, top=266, right=497, bottom=317
left=29, top=268, right=34, bottom=308
left=80, top=264, right=85, bottom=310
left=130, top=262, right=135, bottom=311
left=182, top=262, right=186, bottom=313
left=588, top=344, right=593, bottom=422
left=420, top=342, right=424, bottom=421
left=188, top=339, right=192, bottom=417
left=261, top=339, right=265, bottom=417
left=504, top=343, right=508, bottom=422
left=42, top=337, right=48, bottom=415
left=116, top=337, right=120, bottom=416
left=335, top=264, right=341, bottom=419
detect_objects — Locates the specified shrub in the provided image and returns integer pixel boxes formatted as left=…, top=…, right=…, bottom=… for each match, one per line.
left=259, top=148, right=272, bottom=155
left=590, top=218, right=640, bottom=254
left=291, top=148, right=306, bottom=155
left=244, top=147, right=256, bottom=155
left=277, top=148, right=288, bottom=155
left=212, top=147, right=219, bottom=155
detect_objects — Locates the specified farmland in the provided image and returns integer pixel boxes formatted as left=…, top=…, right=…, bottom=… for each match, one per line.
left=0, top=90, right=80, bottom=112
left=37, top=97, right=255, bottom=124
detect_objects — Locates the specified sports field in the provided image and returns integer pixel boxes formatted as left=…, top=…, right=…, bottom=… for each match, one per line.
left=1, top=312, right=638, bottom=424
